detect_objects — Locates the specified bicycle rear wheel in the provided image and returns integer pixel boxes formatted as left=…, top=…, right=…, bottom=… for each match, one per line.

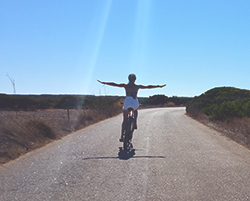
left=129, top=118, right=134, bottom=141
left=123, top=120, right=131, bottom=150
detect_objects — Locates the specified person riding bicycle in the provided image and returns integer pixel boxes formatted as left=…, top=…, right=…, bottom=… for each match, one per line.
left=97, top=74, right=166, bottom=142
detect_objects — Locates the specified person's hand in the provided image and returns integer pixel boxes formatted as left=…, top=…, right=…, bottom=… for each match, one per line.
left=97, top=80, right=105, bottom=85
left=159, top=84, right=166, bottom=88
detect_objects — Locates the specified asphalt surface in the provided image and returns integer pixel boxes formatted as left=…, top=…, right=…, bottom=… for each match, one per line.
left=1, top=107, right=250, bottom=201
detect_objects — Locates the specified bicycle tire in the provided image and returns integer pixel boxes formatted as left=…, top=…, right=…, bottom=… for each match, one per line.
left=123, top=120, right=131, bottom=150
left=129, top=117, right=134, bottom=141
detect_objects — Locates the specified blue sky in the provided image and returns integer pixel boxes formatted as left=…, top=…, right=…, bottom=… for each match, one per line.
left=1, top=0, right=250, bottom=97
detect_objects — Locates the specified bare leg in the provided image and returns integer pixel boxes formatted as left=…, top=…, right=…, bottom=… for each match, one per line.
left=121, top=110, right=128, bottom=139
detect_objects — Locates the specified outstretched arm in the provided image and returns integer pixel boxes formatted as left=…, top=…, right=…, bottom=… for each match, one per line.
left=97, top=80, right=126, bottom=87
left=138, top=84, right=166, bottom=89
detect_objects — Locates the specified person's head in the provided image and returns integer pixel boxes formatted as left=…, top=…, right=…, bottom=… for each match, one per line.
left=128, top=74, right=136, bottom=83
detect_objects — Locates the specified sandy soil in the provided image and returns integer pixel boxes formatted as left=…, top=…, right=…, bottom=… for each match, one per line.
left=188, top=113, right=250, bottom=150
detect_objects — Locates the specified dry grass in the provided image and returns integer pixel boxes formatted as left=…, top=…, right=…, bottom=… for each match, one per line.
left=0, top=105, right=122, bottom=165
left=187, top=112, right=250, bottom=149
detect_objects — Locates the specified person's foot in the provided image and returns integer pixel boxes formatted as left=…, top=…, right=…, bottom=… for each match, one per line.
left=134, top=123, right=137, bottom=129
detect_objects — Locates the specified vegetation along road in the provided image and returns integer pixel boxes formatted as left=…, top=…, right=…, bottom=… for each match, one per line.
left=1, top=107, right=250, bottom=200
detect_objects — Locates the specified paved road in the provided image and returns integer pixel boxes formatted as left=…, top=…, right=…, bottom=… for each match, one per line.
left=1, top=107, right=250, bottom=201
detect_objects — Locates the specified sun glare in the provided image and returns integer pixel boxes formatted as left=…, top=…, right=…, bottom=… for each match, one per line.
left=129, top=0, right=152, bottom=72
left=83, top=0, right=113, bottom=92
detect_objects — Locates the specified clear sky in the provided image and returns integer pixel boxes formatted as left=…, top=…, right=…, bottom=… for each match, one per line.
left=1, top=0, right=250, bottom=97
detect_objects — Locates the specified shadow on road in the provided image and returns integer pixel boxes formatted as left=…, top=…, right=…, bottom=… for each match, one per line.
left=82, top=147, right=166, bottom=161
left=118, top=147, right=136, bottom=160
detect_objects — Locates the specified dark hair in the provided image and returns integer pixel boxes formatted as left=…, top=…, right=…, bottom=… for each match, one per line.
left=128, top=74, right=136, bottom=83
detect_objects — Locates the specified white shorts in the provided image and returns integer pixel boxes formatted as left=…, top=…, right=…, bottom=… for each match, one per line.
left=123, top=96, right=139, bottom=110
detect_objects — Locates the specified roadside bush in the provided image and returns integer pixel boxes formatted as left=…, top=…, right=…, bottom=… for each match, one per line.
left=243, top=101, right=250, bottom=117
left=147, top=94, right=192, bottom=106
left=186, top=87, right=250, bottom=121
left=0, top=95, right=37, bottom=110
left=148, top=95, right=168, bottom=105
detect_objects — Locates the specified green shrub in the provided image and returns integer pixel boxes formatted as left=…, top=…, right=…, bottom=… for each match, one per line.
left=186, top=87, right=250, bottom=121
left=147, top=94, right=192, bottom=106
left=242, top=101, right=250, bottom=117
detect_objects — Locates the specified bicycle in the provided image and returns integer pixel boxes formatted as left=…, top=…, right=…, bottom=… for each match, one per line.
left=122, top=107, right=135, bottom=150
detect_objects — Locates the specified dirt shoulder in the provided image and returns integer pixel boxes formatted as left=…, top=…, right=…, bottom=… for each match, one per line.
left=187, top=113, right=250, bottom=150
left=0, top=109, right=121, bottom=165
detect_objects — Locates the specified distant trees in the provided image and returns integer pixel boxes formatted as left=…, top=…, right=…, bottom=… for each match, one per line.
left=0, top=94, right=122, bottom=112
left=148, top=95, right=168, bottom=105
left=0, top=94, right=192, bottom=111
left=146, top=94, right=192, bottom=106
left=0, top=94, right=35, bottom=110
